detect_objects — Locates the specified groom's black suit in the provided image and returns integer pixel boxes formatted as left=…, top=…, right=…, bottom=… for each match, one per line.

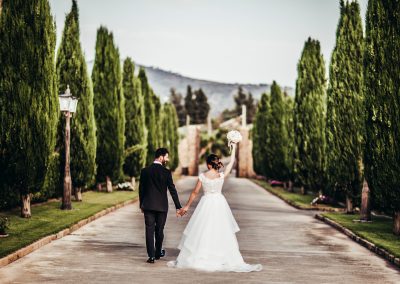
left=139, top=162, right=182, bottom=258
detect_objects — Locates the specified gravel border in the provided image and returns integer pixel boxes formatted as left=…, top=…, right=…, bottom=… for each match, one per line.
left=315, top=213, right=400, bottom=269
left=0, top=197, right=138, bottom=268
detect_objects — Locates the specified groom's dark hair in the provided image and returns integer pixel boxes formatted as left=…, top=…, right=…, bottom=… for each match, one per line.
left=155, top=148, right=169, bottom=158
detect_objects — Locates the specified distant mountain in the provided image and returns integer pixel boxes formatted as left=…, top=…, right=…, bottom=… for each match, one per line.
left=87, top=61, right=294, bottom=116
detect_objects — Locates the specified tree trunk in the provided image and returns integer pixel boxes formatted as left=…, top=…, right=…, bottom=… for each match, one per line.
left=360, top=179, right=371, bottom=221
left=283, top=182, right=288, bottom=190
left=346, top=194, right=354, bottom=214
left=74, top=187, right=82, bottom=202
left=106, top=176, right=113, bottom=193
left=300, top=186, right=307, bottom=195
left=97, top=183, right=103, bottom=192
left=131, top=176, right=136, bottom=191
left=394, top=212, right=400, bottom=236
left=288, top=181, right=294, bottom=192
left=21, top=193, right=32, bottom=218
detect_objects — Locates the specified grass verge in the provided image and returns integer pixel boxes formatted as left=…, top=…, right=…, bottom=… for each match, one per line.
left=251, top=179, right=343, bottom=211
left=0, top=190, right=137, bottom=258
left=322, top=212, right=400, bottom=259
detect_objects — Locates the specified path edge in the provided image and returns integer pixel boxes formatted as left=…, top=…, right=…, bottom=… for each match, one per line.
left=315, top=213, right=400, bottom=269
left=250, top=179, right=343, bottom=212
left=0, top=197, right=138, bottom=269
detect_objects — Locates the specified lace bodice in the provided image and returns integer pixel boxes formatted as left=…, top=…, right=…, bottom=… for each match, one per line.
left=199, top=172, right=225, bottom=195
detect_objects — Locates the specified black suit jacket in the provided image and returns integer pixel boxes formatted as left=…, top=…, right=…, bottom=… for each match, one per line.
left=139, top=163, right=182, bottom=212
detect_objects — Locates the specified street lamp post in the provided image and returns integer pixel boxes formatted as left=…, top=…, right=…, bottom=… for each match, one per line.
left=59, top=85, right=78, bottom=210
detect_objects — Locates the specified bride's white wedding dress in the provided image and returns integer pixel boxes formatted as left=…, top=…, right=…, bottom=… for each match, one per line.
left=167, top=172, right=262, bottom=272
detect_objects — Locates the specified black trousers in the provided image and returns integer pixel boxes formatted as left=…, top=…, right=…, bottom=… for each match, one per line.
left=144, top=210, right=168, bottom=258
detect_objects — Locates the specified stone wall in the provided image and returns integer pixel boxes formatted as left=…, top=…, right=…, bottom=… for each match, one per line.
left=177, top=125, right=200, bottom=176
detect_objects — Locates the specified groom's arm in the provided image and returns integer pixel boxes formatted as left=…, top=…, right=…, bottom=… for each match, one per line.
left=167, top=171, right=182, bottom=209
left=139, top=169, right=145, bottom=210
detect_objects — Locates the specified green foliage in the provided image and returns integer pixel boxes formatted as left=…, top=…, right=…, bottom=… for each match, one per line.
left=138, top=68, right=157, bottom=165
left=364, top=0, right=400, bottom=213
left=323, top=213, right=400, bottom=259
left=92, top=26, right=125, bottom=182
left=267, top=81, right=290, bottom=181
left=252, top=93, right=272, bottom=176
left=293, top=38, right=326, bottom=192
left=170, top=88, right=186, bottom=126
left=122, top=58, right=147, bottom=178
left=284, top=94, right=295, bottom=181
left=184, top=85, right=210, bottom=124
left=234, top=86, right=256, bottom=123
left=0, top=0, right=59, bottom=198
left=56, top=0, right=97, bottom=188
left=161, top=103, right=180, bottom=170
left=152, top=92, right=163, bottom=148
left=325, top=0, right=364, bottom=200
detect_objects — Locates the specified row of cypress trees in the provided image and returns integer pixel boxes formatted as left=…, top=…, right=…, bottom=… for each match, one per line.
left=0, top=0, right=180, bottom=216
left=252, top=0, right=400, bottom=235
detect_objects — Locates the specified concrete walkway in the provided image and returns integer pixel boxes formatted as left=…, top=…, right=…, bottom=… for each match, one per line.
left=0, top=176, right=399, bottom=283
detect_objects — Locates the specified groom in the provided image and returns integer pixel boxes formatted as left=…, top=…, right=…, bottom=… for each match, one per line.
left=139, top=148, right=183, bottom=263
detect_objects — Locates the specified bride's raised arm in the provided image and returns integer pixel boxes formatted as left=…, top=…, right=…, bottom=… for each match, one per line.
left=223, top=143, right=237, bottom=177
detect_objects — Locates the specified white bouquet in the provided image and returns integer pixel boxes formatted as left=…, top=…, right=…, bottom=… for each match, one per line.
left=227, top=130, right=242, bottom=152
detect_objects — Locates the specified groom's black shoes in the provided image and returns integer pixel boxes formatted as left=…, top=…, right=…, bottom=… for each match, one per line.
left=155, top=249, right=165, bottom=260
left=146, top=257, right=155, bottom=263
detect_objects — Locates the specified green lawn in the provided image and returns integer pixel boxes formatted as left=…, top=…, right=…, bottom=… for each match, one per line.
left=0, top=190, right=137, bottom=258
left=251, top=179, right=342, bottom=211
left=322, top=213, right=400, bottom=259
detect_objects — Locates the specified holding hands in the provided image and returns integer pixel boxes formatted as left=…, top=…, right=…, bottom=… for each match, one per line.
left=176, top=206, right=189, bottom=217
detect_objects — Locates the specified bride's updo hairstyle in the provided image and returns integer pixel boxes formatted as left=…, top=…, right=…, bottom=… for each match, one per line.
left=206, top=154, right=224, bottom=170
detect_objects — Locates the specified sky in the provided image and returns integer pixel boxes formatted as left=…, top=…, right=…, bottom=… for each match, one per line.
left=49, top=0, right=368, bottom=88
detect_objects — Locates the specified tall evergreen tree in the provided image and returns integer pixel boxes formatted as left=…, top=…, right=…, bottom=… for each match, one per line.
left=267, top=81, right=290, bottom=181
left=152, top=91, right=163, bottom=148
left=0, top=0, right=58, bottom=217
left=326, top=0, right=364, bottom=212
left=364, top=0, right=400, bottom=234
left=170, top=88, right=186, bottom=126
left=194, top=88, right=210, bottom=124
left=252, top=93, right=272, bottom=176
left=161, top=103, right=180, bottom=171
left=122, top=58, right=146, bottom=179
left=56, top=0, right=97, bottom=201
left=138, top=68, right=157, bottom=165
left=92, top=26, right=125, bottom=191
left=293, top=38, right=326, bottom=195
left=234, top=86, right=256, bottom=123
left=184, top=85, right=195, bottom=124
left=284, top=94, right=295, bottom=189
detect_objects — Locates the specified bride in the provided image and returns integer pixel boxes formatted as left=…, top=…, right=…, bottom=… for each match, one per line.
left=167, top=142, right=262, bottom=272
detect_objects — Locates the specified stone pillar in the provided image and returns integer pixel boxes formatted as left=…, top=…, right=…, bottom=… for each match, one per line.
left=187, top=125, right=200, bottom=176
left=237, top=127, right=255, bottom=178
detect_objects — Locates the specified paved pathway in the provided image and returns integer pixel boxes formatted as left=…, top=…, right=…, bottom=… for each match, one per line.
left=0, top=176, right=399, bottom=283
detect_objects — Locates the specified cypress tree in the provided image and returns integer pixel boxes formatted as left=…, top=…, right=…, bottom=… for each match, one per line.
left=122, top=58, right=146, bottom=179
left=194, top=88, right=210, bottom=124
left=293, top=38, right=326, bottom=195
left=152, top=91, right=163, bottom=148
left=234, top=86, right=256, bottom=123
left=284, top=94, right=295, bottom=190
left=252, top=93, right=272, bottom=176
left=56, top=0, right=97, bottom=202
left=92, top=26, right=125, bottom=191
left=184, top=85, right=195, bottom=124
left=326, top=0, right=364, bottom=212
left=138, top=68, right=157, bottom=165
left=161, top=103, right=180, bottom=171
left=0, top=0, right=58, bottom=217
left=267, top=81, right=290, bottom=181
left=364, top=0, right=400, bottom=234
left=170, top=88, right=186, bottom=126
